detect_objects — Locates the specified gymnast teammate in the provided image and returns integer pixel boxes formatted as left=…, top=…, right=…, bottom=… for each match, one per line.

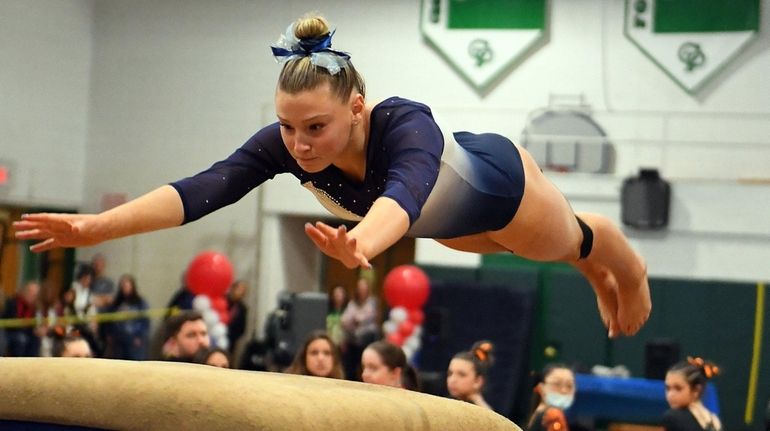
left=13, top=13, right=650, bottom=338
left=446, top=341, right=495, bottom=410
left=663, top=358, right=723, bottom=431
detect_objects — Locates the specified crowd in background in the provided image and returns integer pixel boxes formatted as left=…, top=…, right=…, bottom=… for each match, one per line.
left=1, top=257, right=764, bottom=431
left=0, top=253, right=248, bottom=364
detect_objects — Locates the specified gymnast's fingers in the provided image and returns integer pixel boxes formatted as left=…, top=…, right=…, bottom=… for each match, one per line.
left=30, top=238, right=57, bottom=253
left=304, top=223, right=329, bottom=248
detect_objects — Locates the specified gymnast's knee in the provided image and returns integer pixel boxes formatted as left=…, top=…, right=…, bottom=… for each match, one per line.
left=576, top=216, right=593, bottom=259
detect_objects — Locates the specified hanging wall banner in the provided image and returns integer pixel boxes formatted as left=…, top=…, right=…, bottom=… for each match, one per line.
left=420, top=0, right=548, bottom=93
left=625, top=0, right=760, bottom=94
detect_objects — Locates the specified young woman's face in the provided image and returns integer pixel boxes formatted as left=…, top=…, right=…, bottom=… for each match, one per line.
left=541, top=368, right=576, bottom=396
left=361, top=348, right=401, bottom=387
left=62, top=339, right=92, bottom=358
left=229, top=281, right=247, bottom=301
left=275, top=83, right=358, bottom=173
left=305, top=338, right=335, bottom=377
left=119, top=277, right=135, bottom=296
left=355, top=278, right=370, bottom=302
left=331, top=286, right=346, bottom=309
left=446, top=358, right=482, bottom=400
left=665, top=371, right=699, bottom=409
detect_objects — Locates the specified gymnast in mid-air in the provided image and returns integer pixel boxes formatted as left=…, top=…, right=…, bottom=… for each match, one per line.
left=14, top=13, right=650, bottom=338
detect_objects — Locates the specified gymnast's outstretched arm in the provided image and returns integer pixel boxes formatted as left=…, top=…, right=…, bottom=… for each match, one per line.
left=13, top=185, right=183, bottom=252
left=305, top=196, right=410, bottom=269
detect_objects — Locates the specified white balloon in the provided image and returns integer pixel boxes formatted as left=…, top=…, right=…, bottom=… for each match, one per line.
left=382, top=320, right=398, bottom=335
left=215, top=336, right=229, bottom=351
left=389, top=306, right=408, bottom=323
left=203, top=309, right=219, bottom=326
left=210, top=322, right=227, bottom=338
left=402, top=345, right=415, bottom=359
left=412, top=326, right=423, bottom=338
left=192, top=295, right=211, bottom=311
left=405, top=335, right=420, bottom=351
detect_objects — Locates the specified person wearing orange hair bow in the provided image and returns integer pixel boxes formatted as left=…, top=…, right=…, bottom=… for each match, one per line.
left=663, top=357, right=723, bottom=431
left=526, top=364, right=575, bottom=431
left=446, top=341, right=495, bottom=410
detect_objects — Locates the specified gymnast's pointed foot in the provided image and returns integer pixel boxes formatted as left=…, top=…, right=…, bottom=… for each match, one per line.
left=574, top=261, right=622, bottom=337
left=614, top=254, right=651, bottom=336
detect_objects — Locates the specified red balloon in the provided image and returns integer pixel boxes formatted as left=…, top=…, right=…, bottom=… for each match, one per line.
left=408, top=309, right=424, bottom=325
left=210, top=296, right=228, bottom=313
left=386, top=331, right=404, bottom=346
left=398, top=320, right=414, bottom=337
left=185, top=251, right=234, bottom=298
left=383, top=265, right=430, bottom=309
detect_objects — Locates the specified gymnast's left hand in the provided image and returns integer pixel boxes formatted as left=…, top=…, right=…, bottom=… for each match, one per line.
left=304, top=221, right=372, bottom=269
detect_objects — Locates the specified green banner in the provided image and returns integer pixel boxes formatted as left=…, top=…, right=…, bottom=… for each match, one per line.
left=654, top=0, right=760, bottom=33
left=448, top=0, right=545, bottom=29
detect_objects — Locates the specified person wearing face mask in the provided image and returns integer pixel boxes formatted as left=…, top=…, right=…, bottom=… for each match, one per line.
left=526, top=364, right=576, bottom=431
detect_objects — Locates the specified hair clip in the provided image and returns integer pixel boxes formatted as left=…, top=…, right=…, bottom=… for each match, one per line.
left=53, top=325, right=66, bottom=337
left=687, top=356, right=704, bottom=367
left=270, top=23, right=351, bottom=75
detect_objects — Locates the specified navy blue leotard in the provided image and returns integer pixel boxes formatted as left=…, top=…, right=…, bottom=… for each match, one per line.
left=171, top=97, right=525, bottom=239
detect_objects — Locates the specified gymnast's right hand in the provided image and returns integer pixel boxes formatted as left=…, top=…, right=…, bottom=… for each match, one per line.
left=13, top=213, right=105, bottom=252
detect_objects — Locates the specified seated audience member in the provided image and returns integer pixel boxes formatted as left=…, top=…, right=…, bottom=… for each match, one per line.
left=106, top=274, right=150, bottom=360
left=51, top=328, right=93, bottom=358
left=90, top=253, right=116, bottom=310
left=226, top=280, right=249, bottom=355
left=663, top=357, right=723, bottom=431
left=361, top=340, right=420, bottom=391
left=285, top=331, right=344, bottom=379
left=527, top=364, right=576, bottom=431
left=162, top=310, right=210, bottom=362
left=341, top=277, right=379, bottom=380
left=326, top=285, right=348, bottom=348
left=70, top=264, right=103, bottom=356
left=193, top=347, right=230, bottom=369
left=2, top=281, right=44, bottom=357
left=447, top=340, right=495, bottom=409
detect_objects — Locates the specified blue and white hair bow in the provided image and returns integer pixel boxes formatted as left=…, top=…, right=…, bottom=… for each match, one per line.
left=270, top=24, right=350, bottom=75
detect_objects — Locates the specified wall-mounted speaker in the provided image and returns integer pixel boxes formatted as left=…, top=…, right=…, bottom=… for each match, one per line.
left=622, top=169, right=671, bottom=229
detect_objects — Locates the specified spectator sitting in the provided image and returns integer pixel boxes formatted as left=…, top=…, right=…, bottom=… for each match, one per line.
left=90, top=253, right=116, bottom=310
left=285, top=330, right=344, bottom=379
left=51, top=328, right=93, bottom=358
left=106, top=274, right=150, bottom=360
left=447, top=340, right=495, bottom=410
left=162, top=310, right=210, bottom=362
left=2, top=281, right=44, bottom=357
left=193, top=347, right=230, bottom=368
left=341, top=277, right=379, bottom=380
left=226, top=280, right=249, bottom=355
left=326, top=285, right=347, bottom=348
left=361, top=340, right=420, bottom=391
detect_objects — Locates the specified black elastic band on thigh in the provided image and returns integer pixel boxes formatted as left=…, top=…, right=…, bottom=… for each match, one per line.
left=576, top=216, right=593, bottom=259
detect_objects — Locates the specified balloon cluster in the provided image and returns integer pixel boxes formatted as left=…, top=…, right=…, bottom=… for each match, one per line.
left=381, top=265, right=430, bottom=362
left=186, top=251, right=234, bottom=350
